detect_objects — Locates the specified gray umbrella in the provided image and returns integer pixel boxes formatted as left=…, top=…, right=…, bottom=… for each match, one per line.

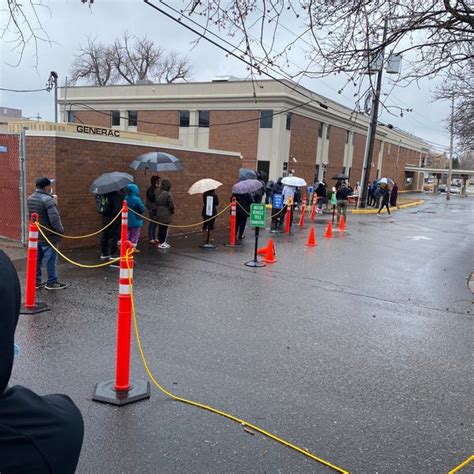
left=130, top=151, right=183, bottom=172
left=232, top=179, right=264, bottom=194
left=90, top=172, right=134, bottom=194
left=239, top=168, right=258, bottom=181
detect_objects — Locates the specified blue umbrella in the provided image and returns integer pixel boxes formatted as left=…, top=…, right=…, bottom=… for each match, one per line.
left=232, top=179, right=264, bottom=194
left=239, top=168, right=257, bottom=181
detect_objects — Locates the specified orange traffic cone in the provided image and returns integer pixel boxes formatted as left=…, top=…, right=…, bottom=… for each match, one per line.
left=257, top=240, right=270, bottom=255
left=262, top=239, right=277, bottom=263
left=305, top=227, right=317, bottom=247
left=325, top=221, right=333, bottom=238
left=338, top=215, right=345, bottom=231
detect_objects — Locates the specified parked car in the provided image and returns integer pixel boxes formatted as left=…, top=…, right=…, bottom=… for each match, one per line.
left=439, top=185, right=460, bottom=194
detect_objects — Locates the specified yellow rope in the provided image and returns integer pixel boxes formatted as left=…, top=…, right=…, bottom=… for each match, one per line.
left=448, top=455, right=474, bottom=474
left=125, top=252, right=349, bottom=473
left=36, top=223, right=120, bottom=268
left=129, top=203, right=231, bottom=228
left=37, top=210, right=122, bottom=239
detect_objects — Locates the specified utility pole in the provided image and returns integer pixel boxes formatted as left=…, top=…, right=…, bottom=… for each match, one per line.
left=358, top=18, right=388, bottom=208
left=447, top=94, right=454, bottom=201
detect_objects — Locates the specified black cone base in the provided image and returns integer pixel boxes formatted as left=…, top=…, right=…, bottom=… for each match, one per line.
left=244, top=260, right=266, bottom=267
left=92, top=380, right=150, bottom=406
left=20, top=301, right=50, bottom=315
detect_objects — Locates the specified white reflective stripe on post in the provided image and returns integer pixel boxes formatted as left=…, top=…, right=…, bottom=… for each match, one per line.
left=120, top=268, right=133, bottom=280
left=119, top=284, right=131, bottom=295
left=29, top=231, right=38, bottom=239
left=28, top=241, right=38, bottom=249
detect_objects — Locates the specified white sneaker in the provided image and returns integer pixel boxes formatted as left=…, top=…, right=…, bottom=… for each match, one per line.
left=158, top=242, right=171, bottom=249
left=100, top=255, right=111, bottom=260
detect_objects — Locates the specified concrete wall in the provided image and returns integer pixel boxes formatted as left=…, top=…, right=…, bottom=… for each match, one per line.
left=23, top=134, right=241, bottom=249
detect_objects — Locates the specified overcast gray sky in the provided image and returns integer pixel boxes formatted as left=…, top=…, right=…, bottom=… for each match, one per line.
left=0, top=0, right=451, bottom=153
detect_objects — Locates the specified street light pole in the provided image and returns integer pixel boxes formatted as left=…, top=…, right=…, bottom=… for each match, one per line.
left=447, top=94, right=454, bottom=201
left=358, top=18, right=388, bottom=208
left=46, top=71, right=58, bottom=122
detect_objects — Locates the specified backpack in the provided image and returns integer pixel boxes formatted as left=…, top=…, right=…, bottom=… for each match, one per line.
left=95, top=194, right=109, bottom=214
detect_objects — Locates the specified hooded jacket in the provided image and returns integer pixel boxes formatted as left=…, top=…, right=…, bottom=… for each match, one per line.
left=155, top=180, right=175, bottom=224
left=125, top=184, right=145, bottom=228
left=0, top=250, right=84, bottom=473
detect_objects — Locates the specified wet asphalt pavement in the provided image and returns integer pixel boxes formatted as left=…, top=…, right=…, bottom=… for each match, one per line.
left=10, top=194, right=473, bottom=473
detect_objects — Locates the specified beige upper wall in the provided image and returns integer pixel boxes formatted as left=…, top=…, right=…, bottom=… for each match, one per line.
left=59, top=79, right=429, bottom=154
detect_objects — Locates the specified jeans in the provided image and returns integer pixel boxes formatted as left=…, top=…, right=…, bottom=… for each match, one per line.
left=100, top=220, right=119, bottom=256
left=148, top=210, right=158, bottom=241
left=36, top=244, right=58, bottom=285
left=158, top=224, right=169, bottom=244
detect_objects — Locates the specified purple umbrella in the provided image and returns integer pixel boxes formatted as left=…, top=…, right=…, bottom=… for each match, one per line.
left=232, top=179, right=264, bottom=194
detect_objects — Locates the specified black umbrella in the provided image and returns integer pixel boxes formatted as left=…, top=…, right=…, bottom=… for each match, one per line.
left=130, top=152, right=183, bottom=172
left=89, top=172, right=133, bottom=194
left=239, top=168, right=257, bottom=181
left=332, top=173, right=349, bottom=180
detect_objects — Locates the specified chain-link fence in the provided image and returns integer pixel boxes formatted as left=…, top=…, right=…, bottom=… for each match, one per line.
left=0, top=134, right=22, bottom=241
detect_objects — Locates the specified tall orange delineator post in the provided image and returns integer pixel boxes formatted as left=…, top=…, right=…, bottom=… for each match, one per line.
left=310, top=194, right=317, bottom=221
left=20, top=213, right=50, bottom=314
left=225, top=197, right=240, bottom=247
left=299, top=195, right=306, bottom=228
left=93, top=211, right=150, bottom=406
left=284, top=197, right=293, bottom=234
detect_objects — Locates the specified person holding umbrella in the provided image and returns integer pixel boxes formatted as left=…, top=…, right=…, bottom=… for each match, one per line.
left=155, top=179, right=175, bottom=249
left=146, top=176, right=161, bottom=245
left=231, top=179, right=263, bottom=241
left=377, top=182, right=391, bottom=215
left=202, top=189, right=219, bottom=243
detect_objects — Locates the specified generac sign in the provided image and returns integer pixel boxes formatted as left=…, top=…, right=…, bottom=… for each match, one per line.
left=76, top=125, right=120, bottom=137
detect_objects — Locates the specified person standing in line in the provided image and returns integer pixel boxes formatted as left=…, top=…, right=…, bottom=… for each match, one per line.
left=377, top=185, right=391, bottom=215
left=282, top=184, right=296, bottom=225
left=98, top=190, right=122, bottom=260
left=336, top=182, right=352, bottom=223
left=271, top=177, right=284, bottom=231
left=0, top=250, right=84, bottom=473
left=155, top=179, right=174, bottom=249
left=232, top=192, right=252, bottom=241
left=146, top=176, right=160, bottom=245
left=315, top=181, right=327, bottom=210
left=202, top=189, right=219, bottom=242
left=125, top=183, right=145, bottom=248
left=390, top=183, right=399, bottom=209
left=27, top=177, right=67, bottom=290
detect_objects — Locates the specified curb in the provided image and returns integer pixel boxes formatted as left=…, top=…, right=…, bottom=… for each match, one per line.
left=351, top=200, right=425, bottom=214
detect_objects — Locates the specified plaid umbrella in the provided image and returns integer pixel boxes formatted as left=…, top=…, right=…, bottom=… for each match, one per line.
left=232, top=179, right=264, bottom=194
left=130, top=152, right=183, bottom=172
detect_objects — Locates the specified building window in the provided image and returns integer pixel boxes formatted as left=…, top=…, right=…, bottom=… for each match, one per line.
left=198, top=110, right=210, bottom=128
left=67, top=111, right=76, bottom=123
left=128, top=110, right=137, bottom=127
left=326, top=125, right=331, bottom=140
left=260, top=110, right=273, bottom=129
left=318, top=122, right=324, bottom=138
left=111, top=110, right=120, bottom=127
left=286, top=112, right=292, bottom=130
left=179, top=110, right=190, bottom=127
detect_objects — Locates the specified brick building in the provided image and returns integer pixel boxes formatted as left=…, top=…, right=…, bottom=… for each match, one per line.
left=59, top=79, right=429, bottom=190
left=0, top=124, right=241, bottom=247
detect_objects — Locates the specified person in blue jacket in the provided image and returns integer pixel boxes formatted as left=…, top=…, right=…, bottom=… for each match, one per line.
left=125, top=183, right=145, bottom=248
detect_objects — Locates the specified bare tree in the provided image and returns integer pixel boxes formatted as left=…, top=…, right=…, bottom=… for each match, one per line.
left=69, top=33, right=191, bottom=85
left=175, top=0, right=473, bottom=86
left=1, top=0, right=51, bottom=67
left=69, top=38, right=116, bottom=85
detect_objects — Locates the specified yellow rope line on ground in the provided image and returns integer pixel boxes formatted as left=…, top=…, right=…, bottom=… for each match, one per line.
left=448, top=454, right=474, bottom=474
left=125, top=251, right=349, bottom=473
left=129, top=203, right=232, bottom=228
left=36, top=223, right=120, bottom=268
left=38, top=210, right=122, bottom=239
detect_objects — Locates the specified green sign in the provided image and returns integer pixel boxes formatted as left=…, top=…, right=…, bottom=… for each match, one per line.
left=250, top=203, right=266, bottom=228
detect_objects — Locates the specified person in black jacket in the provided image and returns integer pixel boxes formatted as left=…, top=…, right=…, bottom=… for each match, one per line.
left=271, top=177, right=284, bottom=231
left=377, top=185, right=391, bottom=215
left=27, top=177, right=66, bottom=291
left=201, top=189, right=219, bottom=242
left=145, top=176, right=161, bottom=245
left=99, top=191, right=122, bottom=259
left=0, top=250, right=84, bottom=473
left=335, top=183, right=352, bottom=222
left=232, top=193, right=252, bottom=241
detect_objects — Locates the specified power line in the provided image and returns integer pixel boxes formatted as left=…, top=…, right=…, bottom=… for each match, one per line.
left=0, top=87, right=48, bottom=93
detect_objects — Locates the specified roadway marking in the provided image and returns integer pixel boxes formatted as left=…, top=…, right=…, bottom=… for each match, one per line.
left=406, top=236, right=433, bottom=241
